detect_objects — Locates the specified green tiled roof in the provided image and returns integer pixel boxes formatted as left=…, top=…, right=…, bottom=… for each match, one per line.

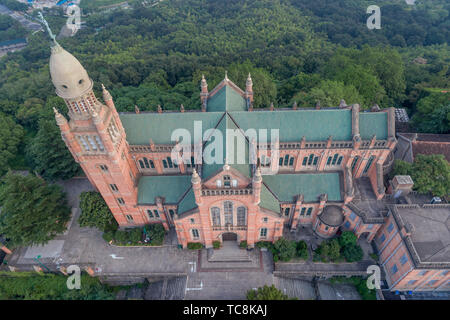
left=229, top=109, right=352, bottom=142
left=137, top=175, right=191, bottom=204
left=359, top=112, right=388, bottom=140
left=260, top=184, right=280, bottom=214
left=202, top=113, right=251, bottom=179
left=177, top=187, right=197, bottom=214
left=207, top=84, right=247, bottom=112
left=119, top=112, right=223, bottom=145
left=263, top=173, right=342, bottom=203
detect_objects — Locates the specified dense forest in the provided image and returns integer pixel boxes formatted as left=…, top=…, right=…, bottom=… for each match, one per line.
left=0, top=0, right=448, bottom=177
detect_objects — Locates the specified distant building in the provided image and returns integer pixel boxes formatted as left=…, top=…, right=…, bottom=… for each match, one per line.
left=395, top=133, right=450, bottom=163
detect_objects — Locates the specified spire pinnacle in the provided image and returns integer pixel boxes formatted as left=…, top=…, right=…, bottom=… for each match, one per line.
left=102, top=84, right=112, bottom=101
left=37, top=12, right=58, bottom=47
left=224, top=70, right=228, bottom=81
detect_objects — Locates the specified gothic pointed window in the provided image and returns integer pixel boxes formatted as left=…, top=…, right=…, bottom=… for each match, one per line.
left=351, top=156, right=359, bottom=171
left=191, top=229, right=200, bottom=240
left=149, top=160, right=155, bottom=168
left=332, top=154, right=339, bottom=165
left=163, top=159, right=168, bottom=168
left=87, top=136, right=98, bottom=151
left=143, top=157, right=150, bottom=169
left=211, top=207, right=221, bottom=226
left=308, top=154, right=314, bottom=165
left=284, top=155, right=290, bottom=166
left=289, top=157, right=294, bottom=166
left=279, top=157, right=283, bottom=166
left=306, top=207, right=313, bottom=216
left=78, top=136, right=90, bottom=151
left=139, top=160, right=145, bottom=169
left=94, top=136, right=104, bottom=151
left=302, top=157, right=308, bottom=166
left=363, top=156, right=375, bottom=174
left=337, top=156, right=343, bottom=165
left=313, top=156, right=318, bottom=165
left=327, top=156, right=332, bottom=165
left=224, top=201, right=233, bottom=225
left=237, top=207, right=246, bottom=226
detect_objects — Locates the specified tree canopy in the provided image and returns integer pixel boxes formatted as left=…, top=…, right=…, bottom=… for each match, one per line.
left=0, top=173, right=71, bottom=248
left=78, top=191, right=118, bottom=232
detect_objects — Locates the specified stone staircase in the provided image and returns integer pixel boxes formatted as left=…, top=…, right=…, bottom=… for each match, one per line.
left=207, top=241, right=251, bottom=262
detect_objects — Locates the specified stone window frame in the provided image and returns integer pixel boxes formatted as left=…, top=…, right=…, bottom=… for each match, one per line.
left=191, top=228, right=200, bottom=240
left=259, top=227, right=268, bottom=239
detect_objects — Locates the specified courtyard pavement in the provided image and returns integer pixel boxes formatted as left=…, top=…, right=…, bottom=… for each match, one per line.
left=4, top=178, right=371, bottom=300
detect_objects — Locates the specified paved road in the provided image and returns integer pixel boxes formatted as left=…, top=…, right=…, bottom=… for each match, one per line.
left=0, top=5, right=42, bottom=32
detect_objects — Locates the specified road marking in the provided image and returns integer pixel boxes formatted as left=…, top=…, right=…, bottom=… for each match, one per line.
left=109, top=254, right=124, bottom=259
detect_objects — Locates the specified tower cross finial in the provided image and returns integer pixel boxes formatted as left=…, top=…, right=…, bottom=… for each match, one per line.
left=37, top=12, right=58, bottom=46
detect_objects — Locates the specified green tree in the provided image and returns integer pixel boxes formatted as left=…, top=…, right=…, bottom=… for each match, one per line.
left=338, top=231, right=357, bottom=248
left=26, top=119, right=80, bottom=181
left=410, top=154, right=450, bottom=197
left=247, top=285, right=292, bottom=300
left=273, top=238, right=297, bottom=262
left=79, top=191, right=118, bottom=232
left=0, top=113, right=24, bottom=175
left=295, top=240, right=309, bottom=260
left=342, top=244, right=364, bottom=262
left=0, top=173, right=71, bottom=248
left=294, top=80, right=362, bottom=108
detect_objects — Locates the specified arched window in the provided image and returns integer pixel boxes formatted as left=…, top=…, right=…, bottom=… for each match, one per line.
left=279, top=157, right=283, bottom=166
left=211, top=207, right=221, bottom=226
left=327, top=156, right=332, bottom=165
left=363, top=156, right=375, bottom=174
left=284, top=155, right=290, bottom=166
left=284, top=207, right=290, bottom=216
left=143, top=157, right=150, bottom=169
left=154, top=210, right=160, bottom=218
left=302, top=157, right=308, bottom=166
left=289, top=157, right=294, bottom=166
left=337, top=156, right=343, bottom=165
left=167, top=157, right=173, bottom=168
left=149, top=160, right=155, bottom=168
left=191, top=229, right=200, bottom=240
left=313, top=156, right=318, bottom=165
left=147, top=209, right=153, bottom=218
left=237, top=207, right=246, bottom=226
left=332, top=154, right=339, bottom=165
left=351, top=156, right=359, bottom=171
left=162, top=159, right=168, bottom=168
left=139, top=160, right=145, bottom=169
left=306, top=207, right=313, bottom=216
left=308, top=154, right=314, bottom=165
left=224, top=201, right=233, bottom=225
left=169, top=209, right=175, bottom=218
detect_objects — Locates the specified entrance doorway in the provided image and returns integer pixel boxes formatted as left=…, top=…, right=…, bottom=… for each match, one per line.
left=221, top=232, right=238, bottom=241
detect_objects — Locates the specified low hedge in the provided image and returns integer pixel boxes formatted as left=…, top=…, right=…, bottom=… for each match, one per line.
left=213, top=241, right=221, bottom=249
left=102, top=224, right=165, bottom=246
left=187, top=242, right=203, bottom=250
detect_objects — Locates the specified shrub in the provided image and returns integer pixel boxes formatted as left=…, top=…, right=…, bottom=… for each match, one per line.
left=114, top=230, right=129, bottom=245
left=146, top=224, right=165, bottom=245
left=256, top=241, right=273, bottom=249
left=213, top=241, right=221, bottom=249
left=239, top=240, right=247, bottom=249
left=247, top=285, right=293, bottom=300
left=187, top=242, right=203, bottom=250
left=316, top=239, right=341, bottom=262
left=296, top=241, right=309, bottom=260
left=342, top=243, right=364, bottom=262
left=102, top=231, right=114, bottom=243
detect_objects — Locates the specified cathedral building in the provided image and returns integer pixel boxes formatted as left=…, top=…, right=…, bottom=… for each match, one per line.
left=49, top=42, right=397, bottom=249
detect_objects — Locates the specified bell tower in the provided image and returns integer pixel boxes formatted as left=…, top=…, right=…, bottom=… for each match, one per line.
left=47, top=34, right=142, bottom=226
